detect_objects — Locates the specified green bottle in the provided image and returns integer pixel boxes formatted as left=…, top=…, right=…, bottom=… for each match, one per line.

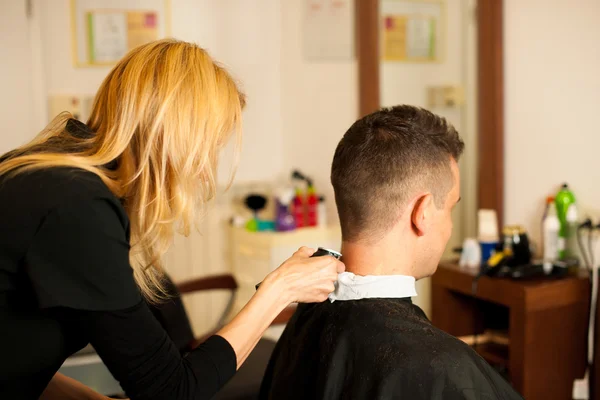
left=554, top=183, right=577, bottom=259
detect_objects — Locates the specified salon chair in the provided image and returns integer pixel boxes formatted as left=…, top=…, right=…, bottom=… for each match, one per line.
left=150, top=274, right=296, bottom=400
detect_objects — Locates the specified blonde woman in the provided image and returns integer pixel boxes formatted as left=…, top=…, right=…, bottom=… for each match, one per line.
left=0, top=39, right=343, bottom=400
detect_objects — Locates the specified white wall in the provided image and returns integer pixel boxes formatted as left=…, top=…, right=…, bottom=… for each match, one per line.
left=35, top=0, right=285, bottom=184
left=280, top=0, right=357, bottom=223
left=0, top=0, right=36, bottom=153
left=504, top=0, right=600, bottom=246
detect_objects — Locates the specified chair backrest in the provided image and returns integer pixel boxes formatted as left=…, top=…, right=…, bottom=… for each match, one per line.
left=177, top=274, right=238, bottom=330
left=148, top=273, right=239, bottom=352
left=149, top=273, right=296, bottom=353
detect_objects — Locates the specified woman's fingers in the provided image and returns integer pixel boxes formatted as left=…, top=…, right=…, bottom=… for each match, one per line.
left=314, top=282, right=336, bottom=302
left=324, top=281, right=336, bottom=294
left=265, top=246, right=344, bottom=304
left=320, top=259, right=341, bottom=280
left=318, top=257, right=345, bottom=278
left=293, top=246, right=315, bottom=257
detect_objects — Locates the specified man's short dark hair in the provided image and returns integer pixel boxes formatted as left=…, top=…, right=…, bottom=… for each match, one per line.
left=331, top=105, right=464, bottom=242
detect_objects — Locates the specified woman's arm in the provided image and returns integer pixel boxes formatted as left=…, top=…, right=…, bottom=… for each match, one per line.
left=60, top=247, right=342, bottom=400
left=40, top=373, right=118, bottom=400
left=31, top=197, right=343, bottom=400
left=217, top=246, right=343, bottom=368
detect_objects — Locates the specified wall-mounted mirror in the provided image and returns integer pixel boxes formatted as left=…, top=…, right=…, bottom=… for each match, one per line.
left=356, top=0, right=504, bottom=316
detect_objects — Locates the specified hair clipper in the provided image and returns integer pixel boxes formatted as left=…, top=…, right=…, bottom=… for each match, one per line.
left=255, top=247, right=342, bottom=290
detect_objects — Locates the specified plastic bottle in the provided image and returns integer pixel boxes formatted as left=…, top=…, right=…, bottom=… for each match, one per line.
left=555, top=184, right=577, bottom=259
left=317, top=196, right=327, bottom=228
left=292, top=186, right=305, bottom=228
left=477, top=209, right=499, bottom=264
left=540, top=196, right=554, bottom=257
left=276, top=188, right=296, bottom=232
left=306, top=183, right=318, bottom=227
left=542, top=199, right=560, bottom=274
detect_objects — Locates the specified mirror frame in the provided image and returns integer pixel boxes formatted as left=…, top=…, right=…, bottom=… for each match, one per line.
left=355, top=0, right=505, bottom=226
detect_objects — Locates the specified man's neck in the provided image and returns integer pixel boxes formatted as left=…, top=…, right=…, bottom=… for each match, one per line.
left=340, top=238, right=416, bottom=277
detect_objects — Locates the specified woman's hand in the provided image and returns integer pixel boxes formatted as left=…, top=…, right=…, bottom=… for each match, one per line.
left=261, top=246, right=345, bottom=305
left=217, top=246, right=344, bottom=369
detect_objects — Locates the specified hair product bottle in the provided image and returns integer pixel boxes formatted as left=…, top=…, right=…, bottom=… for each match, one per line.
left=555, top=184, right=577, bottom=259
left=292, top=186, right=305, bottom=228
left=542, top=199, right=560, bottom=274
left=306, top=183, right=318, bottom=227
left=276, top=188, right=296, bottom=232
left=317, top=196, right=327, bottom=228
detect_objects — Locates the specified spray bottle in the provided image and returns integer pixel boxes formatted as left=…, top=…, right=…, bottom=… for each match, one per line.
left=291, top=170, right=307, bottom=228
left=555, top=183, right=577, bottom=259
left=275, top=188, right=296, bottom=232
left=292, top=186, right=305, bottom=228
left=542, top=198, right=560, bottom=274
left=306, top=180, right=318, bottom=227
left=317, top=196, right=327, bottom=228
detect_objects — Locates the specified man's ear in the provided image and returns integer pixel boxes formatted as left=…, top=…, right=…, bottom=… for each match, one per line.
left=411, top=193, right=434, bottom=236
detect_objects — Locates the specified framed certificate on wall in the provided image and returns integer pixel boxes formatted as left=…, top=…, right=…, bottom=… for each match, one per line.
left=71, top=0, right=171, bottom=67
left=381, top=0, right=445, bottom=63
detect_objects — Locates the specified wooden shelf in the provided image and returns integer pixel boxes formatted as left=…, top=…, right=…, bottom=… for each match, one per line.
left=432, top=262, right=590, bottom=399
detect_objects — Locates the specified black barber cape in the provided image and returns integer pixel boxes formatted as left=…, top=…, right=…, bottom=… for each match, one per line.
left=259, top=297, right=523, bottom=400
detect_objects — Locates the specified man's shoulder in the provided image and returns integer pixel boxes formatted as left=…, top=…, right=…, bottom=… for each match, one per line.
left=266, top=298, right=523, bottom=400
left=293, top=298, right=466, bottom=356
left=294, top=298, right=505, bottom=374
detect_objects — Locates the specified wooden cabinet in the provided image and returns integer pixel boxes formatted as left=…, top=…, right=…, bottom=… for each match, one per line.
left=229, top=226, right=341, bottom=339
left=432, top=263, right=590, bottom=400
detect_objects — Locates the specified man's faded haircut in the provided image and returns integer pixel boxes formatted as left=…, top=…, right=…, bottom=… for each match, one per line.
left=331, top=105, right=464, bottom=242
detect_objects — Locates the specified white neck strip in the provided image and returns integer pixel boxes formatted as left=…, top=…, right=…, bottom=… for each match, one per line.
left=328, top=272, right=417, bottom=302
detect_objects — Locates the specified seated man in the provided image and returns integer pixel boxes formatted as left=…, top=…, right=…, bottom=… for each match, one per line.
left=259, top=106, right=523, bottom=400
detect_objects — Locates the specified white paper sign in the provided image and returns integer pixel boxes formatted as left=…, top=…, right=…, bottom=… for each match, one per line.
left=88, top=12, right=128, bottom=63
left=303, top=0, right=354, bottom=61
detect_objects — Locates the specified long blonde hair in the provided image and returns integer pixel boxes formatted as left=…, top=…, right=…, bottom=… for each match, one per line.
left=0, top=39, right=244, bottom=301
